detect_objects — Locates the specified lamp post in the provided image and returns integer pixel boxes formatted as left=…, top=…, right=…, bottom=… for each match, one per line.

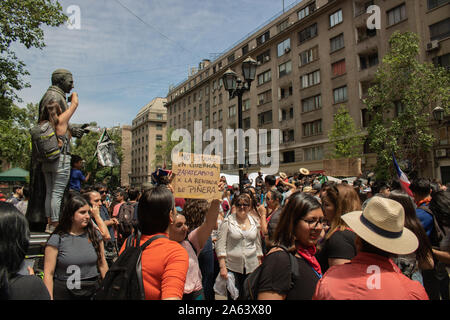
left=222, top=57, right=257, bottom=192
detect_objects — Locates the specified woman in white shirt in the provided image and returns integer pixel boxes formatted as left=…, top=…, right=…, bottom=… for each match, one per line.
left=216, top=193, right=263, bottom=300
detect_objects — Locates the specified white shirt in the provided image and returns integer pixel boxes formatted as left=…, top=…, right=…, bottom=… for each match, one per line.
left=215, top=213, right=263, bottom=274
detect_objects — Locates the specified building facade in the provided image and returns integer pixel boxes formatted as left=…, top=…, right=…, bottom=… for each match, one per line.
left=120, top=125, right=132, bottom=187
left=165, top=0, right=450, bottom=180
left=130, top=97, right=167, bottom=187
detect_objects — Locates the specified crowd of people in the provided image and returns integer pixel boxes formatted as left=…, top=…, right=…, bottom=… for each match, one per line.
left=1, top=166, right=449, bottom=301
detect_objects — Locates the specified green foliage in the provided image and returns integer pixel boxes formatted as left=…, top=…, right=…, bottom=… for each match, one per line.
left=0, top=0, right=67, bottom=113
left=153, top=127, right=182, bottom=170
left=71, top=129, right=123, bottom=188
left=365, top=31, right=450, bottom=180
left=328, top=105, right=364, bottom=159
left=0, top=103, right=38, bottom=170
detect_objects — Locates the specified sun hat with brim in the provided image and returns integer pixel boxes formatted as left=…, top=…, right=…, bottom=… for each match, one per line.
left=341, top=196, right=418, bottom=255
left=299, top=168, right=310, bottom=175
left=279, top=172, right=287, bottom=180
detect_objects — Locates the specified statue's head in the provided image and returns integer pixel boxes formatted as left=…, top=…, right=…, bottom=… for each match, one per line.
left=51, top=69, right=74, bottom=94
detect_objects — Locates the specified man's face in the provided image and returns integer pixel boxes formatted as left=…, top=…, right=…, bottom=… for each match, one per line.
left=98, top=188, right=107, bottom=201
left=89, top=192, right=102, bottom=207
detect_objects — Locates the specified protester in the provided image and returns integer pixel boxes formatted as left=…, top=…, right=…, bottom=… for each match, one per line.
left=317, top=184, right=360, bottom=273
left=260, top=189, right=283, bottom=250
left=0, top=203, right=50, bottom=300
left=120, top=185, right=189, bottom=300
left=216, top=193, right=263, bottom=300
left=388, top=190, right=434, bottom=284
left=257, top=192, right=324, bottom=300
left=6, top=185, right=23, bottom=206
left=255, top=171, right=264, bottom=201
left=15, top=187, right=29, bottom=216
left=313, top=197, right=429, bottom=300
left=112, top=189, right=127, bottom=218
left=43, top=194, right=108, bottom=300
left=169, top=198, right=222, bottom=300
left=68, top=155, right=90, bottom=192
left=40, top=94, right=78, bottom=233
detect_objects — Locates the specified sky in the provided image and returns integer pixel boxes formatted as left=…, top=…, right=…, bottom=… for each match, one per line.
left=13, top=0, right=304, bottom=128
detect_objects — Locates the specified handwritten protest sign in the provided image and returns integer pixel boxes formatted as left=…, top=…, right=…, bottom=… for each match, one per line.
left=323, top=158, right=362, bottom=177
left=172, top=152, right=221, bottom=200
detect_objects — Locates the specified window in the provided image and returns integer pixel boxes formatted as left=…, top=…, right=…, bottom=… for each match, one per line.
left=257, top=30, right=270, bottom=46
left=229, top=105, right=236, bottom=117
left=333, top=86, right=348, bottom=103
left=156, top=113, right=163, bottom=120
left=257, top=89, right=272, bottom=105
left=278, top=60, right=292, bottom=77
left=433, top=53, right=450, bottom=70
left=302, top=94, right=322, bottom=113
left=243, top=117, right=251, bottom=130
left=395, top=101, right=406, bottom=117
left=280, top=107, right=294, bottom=121
left=330, top=33, right=344, bottom=52
left=156, top=134, right=163, bottom=141
left=227, top=54, right=235, bottom=64
left=257, top=69, right=272, bottom=85
left=329, top=9, right=343, bottom=28
left=361, top=108, right=372, bottom=128
left=303, top=120, right=322, bottom=137
left=257, top=50, right=271, bottom=65
left=279, top=84, right=293, bottom=100
left=277, top=38, right=291, bottom=57
left=387, top=4, right=406, bottom=26
left=156, top=123, right=163, bottom=130
left=282, top=150, right=295, bottom=163
left=278, top=20, right=289, bottom=33
left=298, top=2, right=316, bottom=21
left=304, top=145, right=323, bottom=161
left=242, top=44, right=249, bottom=55
left=429, top=18, right=450, bottom=41
left=428, top=0, right=450, bottom=10
left=332, top=59, right=346, bottom=77
left=360, top=52, right=379, bottom=70
left=243, top=99, right=251, bottom=111
left=299, top=46, right=319, bottom=67
left=258, top=110, right=273, bottom=125
left=218, top=109, right=223, bottom=120
left=301, top=70, right=320, bottom=88
left=213, top=112, right=217, bottom=122
left=298, top=23, right=318, bottom=44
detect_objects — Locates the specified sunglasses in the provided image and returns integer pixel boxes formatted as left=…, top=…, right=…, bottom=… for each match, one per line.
left=99, top=190, right=107, bottom=194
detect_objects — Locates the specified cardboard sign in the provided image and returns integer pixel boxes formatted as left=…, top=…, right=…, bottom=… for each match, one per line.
left=323, top=158, right=362, bottom=177
left=172, top=153, right=221, bottom=200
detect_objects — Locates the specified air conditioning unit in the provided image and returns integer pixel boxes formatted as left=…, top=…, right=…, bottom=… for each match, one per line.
left=427, top=40, right=439, bottom=51
left=265, top=56, right=270, bottom=61
left=257, top=61, right=262, bottom=65
left=284, top=47, right=291, bottom=53
left=435, top=149, right=447, bottom=158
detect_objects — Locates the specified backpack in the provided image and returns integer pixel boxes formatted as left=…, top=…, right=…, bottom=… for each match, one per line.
left=30, top=121, right=60, bottom=162
left=419, top=205, right=446, bottom=247
left=94, top=232, right=167, bottom=300
left=239, top=245, right=299, bottom=300
left=117, top=202, right=138, bottom=239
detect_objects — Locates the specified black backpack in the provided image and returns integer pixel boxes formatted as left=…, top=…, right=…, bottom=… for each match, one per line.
left=94, top=232, right=166, bottom=300
left=419, top=205, right=446, bottom=247
left=239, top=245, right=299, bottom=300
left=30, top=121, right=61, bottom=163
left=117, top=202, right=138, bottom=239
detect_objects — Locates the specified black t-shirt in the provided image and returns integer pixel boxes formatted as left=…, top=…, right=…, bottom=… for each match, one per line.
left=8, top=275, right=51, bottom=300
left=257, top=250, right=320, bottom=300
left=316, top=229, right=356, bottom=273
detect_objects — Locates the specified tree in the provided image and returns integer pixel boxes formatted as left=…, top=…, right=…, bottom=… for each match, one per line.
left=153, top=127, right=182, bottom=170
left=328, top=105, right=364, bottom=159
left=0, top=103, right=38, bottom=170
left=0, top=0, right=67, bottom=119
left=365, top=31, right=450, bottom=180
left=71, top=128, right=123, bottom=188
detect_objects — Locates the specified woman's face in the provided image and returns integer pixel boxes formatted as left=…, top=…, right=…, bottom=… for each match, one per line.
left=235, top=197, right=251, bottom=216
left=169, top=214, right=188, bottom=243
left=295, top=208, right=325, bottom=248
left=321, top=194, right=335, bottom=222
left=72, top=204, right=91, bottom=229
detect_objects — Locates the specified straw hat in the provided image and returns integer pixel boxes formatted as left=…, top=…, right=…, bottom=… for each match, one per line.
left=299, top=168, right=310, bottom=175
left=341, top=197, right=418, bottom=255
left=279, top=172, right=287, bottom=180
left=302, top=186, right=313, bottom=193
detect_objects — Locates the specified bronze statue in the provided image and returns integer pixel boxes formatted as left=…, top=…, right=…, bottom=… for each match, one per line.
left=26, top=69, right=87, bottom=231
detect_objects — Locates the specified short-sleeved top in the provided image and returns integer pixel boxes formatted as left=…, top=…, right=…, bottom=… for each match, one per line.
left=180, top=228, right=203, bottom=294
left=257, top=250, right=320, bottom=300
left=69, top=169, right=85, bottom=192
left=99, top=204, right=115, bottom=241
left=316, top=229, right=356, bottom=273
left=267, top=207, right=282, bottom=240
left=8, top=275, right=51, bottom=300
left=47, top=231, right=102, bottom=281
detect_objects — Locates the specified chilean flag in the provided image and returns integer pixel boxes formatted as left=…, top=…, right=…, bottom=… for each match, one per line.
left=392, top=153, right=414, bottom=197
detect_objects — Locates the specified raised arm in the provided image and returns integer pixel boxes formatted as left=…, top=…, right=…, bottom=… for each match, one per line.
left=56, top=92, right=79, bottom=136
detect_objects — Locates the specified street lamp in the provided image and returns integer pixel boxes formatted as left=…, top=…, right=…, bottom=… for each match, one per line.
left=222, top=56, right=257, bottom=192
left=432, top=106, right=445, bottom=122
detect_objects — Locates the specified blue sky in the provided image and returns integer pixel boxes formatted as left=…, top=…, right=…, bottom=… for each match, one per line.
left=14, top=0, right=304, bottom=128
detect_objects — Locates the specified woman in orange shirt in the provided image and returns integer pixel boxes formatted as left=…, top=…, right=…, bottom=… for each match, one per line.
left=120, top=185, right=189, bottom=300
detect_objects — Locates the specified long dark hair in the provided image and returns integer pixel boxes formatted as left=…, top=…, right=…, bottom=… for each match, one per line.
left=39, top=100, right=61, bottom=130
left=52, top=194, right=102, bottom=264
left=0, top=203, right=30, bottom=299
left=272, top=191, right=322, bottom=251
left=137, top=185, right=174, bottom=235
left=429, top=190, right=450, bottom=228
left=388, top=190, right=433, bottom=265
left=183, top=199, right=208, bottom=232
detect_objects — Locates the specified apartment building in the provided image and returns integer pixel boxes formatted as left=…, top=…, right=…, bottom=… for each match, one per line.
left=130, top=97, right=167, bottom=187
left=165, top=0, right=450, bottom=179
left=120, top=125, right=132, bottom=187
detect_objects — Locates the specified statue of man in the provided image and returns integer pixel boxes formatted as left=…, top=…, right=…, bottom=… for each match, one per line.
left=26, top=69, right=88, bottom=232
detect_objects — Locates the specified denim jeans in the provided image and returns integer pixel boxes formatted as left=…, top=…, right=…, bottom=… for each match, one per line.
left=42, top=155, right=71, bottom=223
